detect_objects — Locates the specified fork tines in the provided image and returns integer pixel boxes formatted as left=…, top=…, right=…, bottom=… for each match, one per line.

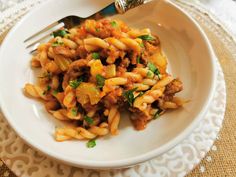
left=25, top=22, right=65, bottom=53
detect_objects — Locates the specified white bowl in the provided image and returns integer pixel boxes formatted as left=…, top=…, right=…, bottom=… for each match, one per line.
left=0, top=0, right=216, bottom=169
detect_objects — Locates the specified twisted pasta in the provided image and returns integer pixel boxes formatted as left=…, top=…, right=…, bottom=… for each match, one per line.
left=84, top=37, right=109, bottom=49
left=63, top=86, right=76, bottom=108
left=108, top=106, right=120, bottom=135
left=24, top=18, right=185, bottom=143
left=55, top=123, right=109, bottom=141
left=24, top=83, right=51, bottom=101
left=134, top=89, right=164, bottom=111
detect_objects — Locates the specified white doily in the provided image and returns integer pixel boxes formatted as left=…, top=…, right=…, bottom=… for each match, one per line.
left=0, top=1, right=227, bottom=177
left=0, top=0, right=43, bottom=36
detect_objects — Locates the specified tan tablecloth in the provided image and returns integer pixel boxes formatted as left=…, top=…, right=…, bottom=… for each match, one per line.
left=181, top=1, right=236, bottom=176
left=1, top=1, right=236, bottom=177
left=184, top=6, right=236, bottom=177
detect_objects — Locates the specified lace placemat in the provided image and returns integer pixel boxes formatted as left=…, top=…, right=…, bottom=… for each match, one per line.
left=0, top=0, right=235, bottom=176
left=176, top=1, right=236, bottom=176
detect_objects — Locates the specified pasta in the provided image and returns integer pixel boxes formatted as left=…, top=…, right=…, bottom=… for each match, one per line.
left=23, top=19, right=185, bottom=144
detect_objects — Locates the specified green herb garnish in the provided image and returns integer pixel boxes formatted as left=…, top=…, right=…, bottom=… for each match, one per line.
left=47, top=85, right=51, bottom=91
left=51, top=41, right=64, bottom=47
left=123, top=87, right=138, bottom=106
left=52, top=90, right=58, bottom=96
left=153, top=109, right=163, bottom=120
left=69, top=77, right=84, bottom=89
left=52, top=29, right=69, bottom=38
left=139, top=43, right=145, bottom=48
left=43, top=85, right=51, bottom=95
left=138, top=35, right=154, bottom=41
left=110, top=21, right=117, bottom=27
left=96, top=74, right=105, bottom=88
left=147, top=62, right=161, bottom=79
left=86, top=139, right=96, bottom=148
left=84, top=115, right=94, bottom=125
left=146, top=70, right=153, bottom=78
left=71, top=108, right=78, bottom=116
left=92, top=52, right=100, bottom=60
left=95, top=28, right=100, bottom=32
left=136, top=56, right=141, bottom=64
left=147, top=62, right=156, bottom=72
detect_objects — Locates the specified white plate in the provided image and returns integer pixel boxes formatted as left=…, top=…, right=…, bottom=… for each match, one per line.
left=0, top=0, right=217, bottom=169
left=0, top=60, right=225, bottom=177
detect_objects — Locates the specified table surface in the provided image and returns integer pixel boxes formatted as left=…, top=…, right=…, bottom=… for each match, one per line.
left=190, top=0, right=236, bottom=37
left=0, top=0, right=236, bottom=177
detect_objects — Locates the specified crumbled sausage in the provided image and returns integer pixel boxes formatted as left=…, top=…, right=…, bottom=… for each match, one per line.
left=164, top=79, right=183, bottom=95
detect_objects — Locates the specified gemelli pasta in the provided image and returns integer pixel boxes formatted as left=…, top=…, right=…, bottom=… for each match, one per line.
left=24, top=19, right=185, bottom=143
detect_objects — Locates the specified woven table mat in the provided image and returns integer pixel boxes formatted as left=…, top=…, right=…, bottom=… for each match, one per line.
left=177, top=2, right=236, bottom=176
left=0, top=1, right=236, bottom=177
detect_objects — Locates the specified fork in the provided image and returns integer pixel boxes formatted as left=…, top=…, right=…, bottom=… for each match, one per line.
left=24, top=0, right=151, bottom=53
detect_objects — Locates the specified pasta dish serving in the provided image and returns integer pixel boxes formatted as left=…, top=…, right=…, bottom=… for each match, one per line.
left=24, top=19, right=185, bottom=147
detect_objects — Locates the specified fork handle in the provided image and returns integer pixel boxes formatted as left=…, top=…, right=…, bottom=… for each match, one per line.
left=115, top=0, right=150, bottom=14
left=100, top=0, right=150, bottom=16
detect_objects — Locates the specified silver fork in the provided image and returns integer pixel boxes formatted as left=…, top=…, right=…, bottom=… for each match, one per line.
left=24, top=0, right=151, bottom=53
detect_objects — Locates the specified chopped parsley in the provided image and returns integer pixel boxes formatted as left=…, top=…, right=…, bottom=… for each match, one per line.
left=138, top=35, right=154, bottom=41
left=147, top=62, right=161, bottom=79
left=147, top=62, right=156, bottom=72
left=86, top=139, right=96, bottom=148
left=136, top=55, right=141, bottom=64
left=139, top=43, right=145, bottom=48
left=43, top=85, right=51, bottom=95
left=146, top=70, right=154, bottom=78
left=51, top=40, right=64, bottom=47
left=52, top=29, right=69, bottom=38
left=52, top=90, right=58, bottom=96
left=47, top=85, right=51, bottom=91
left=84, top=115, right=94, bottom=125
left=92, top=52, right=100, bottom=60
left=123, top=87, right=138, bottom=106
left=69, top=77, right=84, bottom=89
left=96, top=74, right=105, bottom=88
left=95, top=28, right=100, bottom=32
left=71, top=108, right=78, bottom=116
left=153, top=109, right=163, bottom=119
left=110, top=21, right=117, bottom=27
